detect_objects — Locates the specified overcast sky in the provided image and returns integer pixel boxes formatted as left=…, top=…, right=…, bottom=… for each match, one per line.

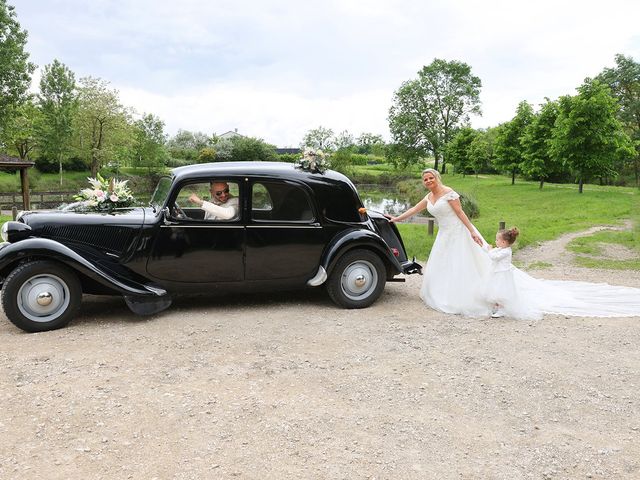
left=15, top=0, right=640, bottom=147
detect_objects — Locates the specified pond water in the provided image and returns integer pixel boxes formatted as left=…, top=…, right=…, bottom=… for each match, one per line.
left=358, top=186, right=412, bottom=217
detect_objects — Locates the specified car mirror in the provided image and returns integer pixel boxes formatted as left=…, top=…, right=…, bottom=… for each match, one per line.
left=162, top=207, right=176, bottom=224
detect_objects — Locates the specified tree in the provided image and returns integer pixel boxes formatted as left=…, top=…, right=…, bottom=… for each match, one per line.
left=446, top=127, right=479, bottom=175
left=0, top=1, right=35, bottom=136
left=596, top=54, right=640, bottom=185
left=493, top=100, right=534, bottom=184
left=334, top=130, right=355, bottom=151
left=232, top=136, right=277, bottom=162
left=355, top=132, right=385, bottom=155
left=520, top=99, right=566, bottom=188
left=132, top=113, right=168, bottom=172
left=551, top=80, right=634, bottom=193
left=388, top=58, right=482, bottom=172
left=74, top=77, right=131, bottom=176
left=0, top=97, right=40, bottom=159
left=301, top=126, right=335, bottom=151
left=468, top=132, right=494, bottom=176
left=38, top=59, right=77, bottom=183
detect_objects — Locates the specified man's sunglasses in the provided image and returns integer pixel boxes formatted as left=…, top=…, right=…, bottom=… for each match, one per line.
left=214, top=188, right=230, bottom=196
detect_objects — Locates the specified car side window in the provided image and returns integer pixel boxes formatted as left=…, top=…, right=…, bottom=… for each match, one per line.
left=174, top=181, right=240, bottom=221
left=252, top=182, right=313, bottom=222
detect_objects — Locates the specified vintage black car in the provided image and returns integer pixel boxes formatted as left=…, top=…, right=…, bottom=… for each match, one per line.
left=0, top=162, right=421, bottom=332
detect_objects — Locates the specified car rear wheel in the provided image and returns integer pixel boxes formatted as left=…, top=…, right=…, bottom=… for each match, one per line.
left=1, top=260, right=82, bottom=333
left=326, top=249, right=386, bottom=309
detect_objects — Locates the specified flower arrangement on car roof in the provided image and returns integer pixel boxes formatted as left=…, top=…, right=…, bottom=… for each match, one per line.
left=63, top=173, right=136, bottom=212
left=295, top=148, right=329, bottom=173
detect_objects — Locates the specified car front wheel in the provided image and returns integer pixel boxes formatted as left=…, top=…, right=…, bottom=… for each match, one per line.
left=326, top=249, right=386, bottom=309
left=1, top=260, right=82, bottom=333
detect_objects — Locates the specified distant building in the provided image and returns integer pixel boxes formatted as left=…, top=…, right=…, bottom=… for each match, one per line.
left=218, top=129, right=244, bottom=140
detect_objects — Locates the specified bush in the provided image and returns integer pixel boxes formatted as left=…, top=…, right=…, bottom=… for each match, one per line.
left=276, top=153, right=300, bottom=163
left=165, top=157, right=192, bottom=168
left=67, top=157, right=88, bottom=171
left=34, top=156, right=57, bottom=173
left=459, top=191, right=479, bottom=219
left=33, top=156, right=87, bottom=173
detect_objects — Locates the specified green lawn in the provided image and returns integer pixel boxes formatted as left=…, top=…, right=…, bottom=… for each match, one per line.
left=395, top=174, right=638, bottom=264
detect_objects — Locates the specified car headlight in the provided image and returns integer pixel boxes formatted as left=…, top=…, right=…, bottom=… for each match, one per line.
left=1, top=221, right=32, bottom=243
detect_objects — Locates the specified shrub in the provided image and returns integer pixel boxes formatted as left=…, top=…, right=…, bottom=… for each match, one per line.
left=458, top=191, right=479, bottom=219
left=165, top=157, right=192, bottom=168
left=276, top=153, right=300, bottom=163
left=34, top=156, right=57, bottom=173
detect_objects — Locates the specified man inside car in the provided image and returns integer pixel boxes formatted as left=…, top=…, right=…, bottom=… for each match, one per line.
left=188, top=181, right=239, bottom=220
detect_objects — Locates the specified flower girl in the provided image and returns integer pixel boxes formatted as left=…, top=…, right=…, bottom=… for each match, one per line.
left=483, top=227, right=520, bottom=318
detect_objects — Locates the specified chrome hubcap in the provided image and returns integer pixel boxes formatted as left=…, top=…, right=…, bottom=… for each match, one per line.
left=17, top=274, right=70, bottom=323
left=341, top=260, right=378, bottom=301
left=37, top=292, right=53, bottom=306
left=354, top=275, right=366, bottom=288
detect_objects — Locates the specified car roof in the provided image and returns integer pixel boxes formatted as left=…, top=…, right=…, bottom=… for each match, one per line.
left=170, top=161, right=350, bottom=185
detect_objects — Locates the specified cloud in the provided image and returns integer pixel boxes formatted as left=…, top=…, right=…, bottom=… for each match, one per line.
left=17, top=0, right=640, bottom=145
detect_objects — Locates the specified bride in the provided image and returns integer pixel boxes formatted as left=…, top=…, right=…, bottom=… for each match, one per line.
left=389, top=168, right=640, bottom=319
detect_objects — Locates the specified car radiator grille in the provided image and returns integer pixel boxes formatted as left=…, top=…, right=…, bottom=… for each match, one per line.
left=40, top=225, right=133, bottom=255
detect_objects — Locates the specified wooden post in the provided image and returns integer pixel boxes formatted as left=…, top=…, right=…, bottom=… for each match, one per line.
left=19, top=167, right=30, bottom=210
left=428, top=218, right=434, bottom=235
left=12, top=206, right=17, bottom=220
left=499, top=221, right=506, bottom=230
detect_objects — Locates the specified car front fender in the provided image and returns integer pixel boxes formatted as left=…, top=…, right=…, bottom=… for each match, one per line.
left=0, top=238, right=165, bottom=297
left=321, top=229, right=403, bottom=276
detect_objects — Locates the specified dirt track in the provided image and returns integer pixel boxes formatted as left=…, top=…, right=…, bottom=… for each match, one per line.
left=1, top=227, right=640, bottom=479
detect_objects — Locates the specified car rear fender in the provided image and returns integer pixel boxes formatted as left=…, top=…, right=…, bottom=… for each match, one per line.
left=0, top=238, right=165, bottom=297
left=321, top=229, right=402, bottom=277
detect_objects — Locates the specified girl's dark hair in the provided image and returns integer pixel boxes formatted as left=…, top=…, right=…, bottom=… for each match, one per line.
left=499, top=227, right=520, bottom=245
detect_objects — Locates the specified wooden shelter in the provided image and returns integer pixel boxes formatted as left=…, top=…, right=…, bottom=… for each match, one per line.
left=0, top=153, right=34, bottom=210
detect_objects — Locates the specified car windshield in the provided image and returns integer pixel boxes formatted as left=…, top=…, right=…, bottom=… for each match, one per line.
left=149, top=176, right=173, bottom=208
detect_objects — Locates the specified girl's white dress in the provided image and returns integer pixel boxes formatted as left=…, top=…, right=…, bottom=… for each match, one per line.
left=419, top=190, right=640, bottom=320
left=483, top=246, right=518, bottom=310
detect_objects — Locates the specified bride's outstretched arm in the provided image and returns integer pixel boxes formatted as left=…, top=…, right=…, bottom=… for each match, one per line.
left=449, top=198, right=483, bottom=246
left=389, top=197, right=428, bottom=223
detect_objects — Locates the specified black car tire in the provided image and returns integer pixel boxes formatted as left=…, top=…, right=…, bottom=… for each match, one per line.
left=326, top=249, right=386, bottom=309
left=1, top=260, right=82, bottom=333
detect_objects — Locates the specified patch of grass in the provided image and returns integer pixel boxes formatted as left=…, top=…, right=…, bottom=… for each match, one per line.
left=568, top=229, right=640, bottom=270
left=526, top=261, right=554, bottom=269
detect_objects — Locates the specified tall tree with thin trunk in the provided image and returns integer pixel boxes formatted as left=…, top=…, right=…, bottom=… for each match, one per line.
left=0, top=97, right=40, bottom=160
left=493, top=101, right=534, bottom=184
left=38, top=59, right=77, bottom=184
left=521, top=99, right=566, bottom=188
left=74, top=77, right=130, bottom=176
left=388, top=58, right=482, bottom=172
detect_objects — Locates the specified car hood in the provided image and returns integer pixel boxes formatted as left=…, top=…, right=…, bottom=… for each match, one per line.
left=17, top=207, right=152, bottom=256
left=19, top=207, right=149, bottom=228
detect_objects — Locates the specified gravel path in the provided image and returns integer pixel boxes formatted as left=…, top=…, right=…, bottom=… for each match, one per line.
left=1, top=227, right=640, bottom=480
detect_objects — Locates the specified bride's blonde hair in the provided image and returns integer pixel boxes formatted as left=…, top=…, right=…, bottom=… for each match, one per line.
left=422, top=168, right=442, bottom=184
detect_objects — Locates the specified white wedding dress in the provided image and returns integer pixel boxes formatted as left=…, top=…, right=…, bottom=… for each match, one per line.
left=419, top=190, right=640, bottom=320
